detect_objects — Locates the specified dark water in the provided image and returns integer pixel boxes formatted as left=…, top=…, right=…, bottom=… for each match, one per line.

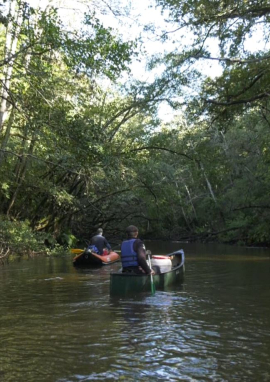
left=0, top=243, right=270, bottom=382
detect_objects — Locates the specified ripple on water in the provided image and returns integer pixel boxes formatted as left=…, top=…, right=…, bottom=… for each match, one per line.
left=0, top=252, right=270, bottom=382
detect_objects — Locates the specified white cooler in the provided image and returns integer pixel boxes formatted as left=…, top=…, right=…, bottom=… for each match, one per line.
left=151, top=255, right=172, bottom=273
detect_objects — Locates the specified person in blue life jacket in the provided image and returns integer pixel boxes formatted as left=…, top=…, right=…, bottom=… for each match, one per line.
left=121, top=225, right=155, bottom=275
left=88, top=228, right=112, bottom=255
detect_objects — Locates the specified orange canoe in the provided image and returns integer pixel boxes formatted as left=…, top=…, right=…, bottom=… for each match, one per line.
left=73, top=249, right=120, bottom=267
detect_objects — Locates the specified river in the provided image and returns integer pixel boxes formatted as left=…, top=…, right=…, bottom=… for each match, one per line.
left=0, top=242, right=270, bottom=381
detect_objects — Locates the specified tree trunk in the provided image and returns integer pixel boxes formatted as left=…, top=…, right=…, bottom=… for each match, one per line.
left=0, top=0, right=23, bottom=131
left=6, top=135, right=35, bottom=216
left=198, top=161, right=217, bottom=204
left=0, top=106, right=15, bottom=165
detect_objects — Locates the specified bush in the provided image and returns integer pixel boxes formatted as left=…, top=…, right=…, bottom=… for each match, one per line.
left=0, top=215, right=51, bottom=256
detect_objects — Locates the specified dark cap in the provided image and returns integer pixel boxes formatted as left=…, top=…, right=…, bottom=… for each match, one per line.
left=126, top=225, right=138, bottom=233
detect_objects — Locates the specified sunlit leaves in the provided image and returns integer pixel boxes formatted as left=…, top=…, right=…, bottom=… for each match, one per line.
left=63, top=12, right=136, bottom=80
left=152, top=0, right=270, bottom=121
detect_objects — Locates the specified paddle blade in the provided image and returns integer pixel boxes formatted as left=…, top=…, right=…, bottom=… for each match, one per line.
left=71, top=249, right=84, bottom=254
left=151, top=280, right=155, bottom=295
left=147, top=251, right=155, bottom=295
left=150, top=274, right=156, bottom=295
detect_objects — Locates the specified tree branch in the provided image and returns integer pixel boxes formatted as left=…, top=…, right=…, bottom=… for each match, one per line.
left=193, top=54, right=270, bottom=65
left=123, top=145, right=195, bottom=161
left=206, top=92, right=270, bottom=106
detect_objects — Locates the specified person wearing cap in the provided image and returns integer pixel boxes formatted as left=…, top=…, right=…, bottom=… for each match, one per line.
left=88, top=228, right=112, bottom=255
left=121, top=225, right=155, bottom=275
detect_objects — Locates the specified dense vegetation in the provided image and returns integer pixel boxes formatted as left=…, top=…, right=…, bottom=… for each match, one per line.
left=1, top=0, right=270, bottom=258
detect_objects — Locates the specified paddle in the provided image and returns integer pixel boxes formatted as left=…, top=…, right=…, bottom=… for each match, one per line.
left=146, top=250, right=155, bottom=295
left=71, top=248, right=84, bottom=254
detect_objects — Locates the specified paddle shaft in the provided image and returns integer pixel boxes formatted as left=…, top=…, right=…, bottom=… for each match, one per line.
left=147, top=252, right=155, bottom=295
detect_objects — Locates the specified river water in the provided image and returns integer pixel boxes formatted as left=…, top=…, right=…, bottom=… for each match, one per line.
left=0, top=242, right=270, bottom=382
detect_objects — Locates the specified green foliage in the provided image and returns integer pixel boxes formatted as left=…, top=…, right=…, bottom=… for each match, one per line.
left=0, top=215, right=49, bottom=254
left=59, top=232, right=77, bottom=247
left=151, top=0, right=270, bottom=123
left=0, top=0, right=270, bottom=254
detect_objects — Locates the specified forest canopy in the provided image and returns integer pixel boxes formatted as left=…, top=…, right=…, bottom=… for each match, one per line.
left=0, top=0, right=270, bottom=257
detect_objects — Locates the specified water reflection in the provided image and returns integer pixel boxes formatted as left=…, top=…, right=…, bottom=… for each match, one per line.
left=0, top=245, right=269, bottom=381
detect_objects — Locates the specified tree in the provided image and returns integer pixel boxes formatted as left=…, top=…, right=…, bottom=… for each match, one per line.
left=151, top=0, right=270, bottom=119
left=0, top=0, right=138, bottom=249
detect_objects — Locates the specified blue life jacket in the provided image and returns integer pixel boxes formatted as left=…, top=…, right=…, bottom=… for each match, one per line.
left=87, top=244, right=99, bottom=254
left=121, top=239, right=139, bottom=268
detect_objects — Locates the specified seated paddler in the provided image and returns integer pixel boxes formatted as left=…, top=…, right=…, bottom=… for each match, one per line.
left=121, top=225, right=155, bottom=275
left=88, top=228, right=112, bottom=255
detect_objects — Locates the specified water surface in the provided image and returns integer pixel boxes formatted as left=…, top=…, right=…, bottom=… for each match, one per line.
left=0, top=243, right=269, bottom=381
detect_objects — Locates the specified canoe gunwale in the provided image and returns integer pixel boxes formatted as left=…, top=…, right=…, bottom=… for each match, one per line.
left=111, top=249, right=185, bottom=277
left=111, top=261, right=184, bottom=277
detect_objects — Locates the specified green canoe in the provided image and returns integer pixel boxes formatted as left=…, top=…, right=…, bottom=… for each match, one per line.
left=110, top=249, right=185, bottom=296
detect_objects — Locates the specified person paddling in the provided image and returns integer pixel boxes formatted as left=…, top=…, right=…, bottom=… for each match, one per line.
left=88, top=228, right=111, bottom=255
left=121, top=225, right=155, bottom=275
